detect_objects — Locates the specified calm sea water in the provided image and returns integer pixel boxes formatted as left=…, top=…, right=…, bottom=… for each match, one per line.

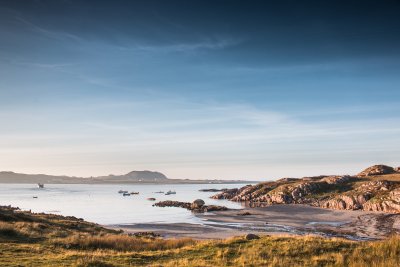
left=0, top=183, right=247, bottom=225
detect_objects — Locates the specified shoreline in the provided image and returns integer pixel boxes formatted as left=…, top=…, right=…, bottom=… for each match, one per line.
left=110, top=204, right=400, bottom=240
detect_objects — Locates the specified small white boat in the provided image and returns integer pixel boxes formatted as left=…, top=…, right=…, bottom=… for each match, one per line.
left=165, top=190, right=176, bottom=195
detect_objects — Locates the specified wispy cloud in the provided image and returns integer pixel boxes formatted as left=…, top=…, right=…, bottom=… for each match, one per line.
left=116, top=37, right=241, bottom=53
left=12, top=60, right=77, bottom=69
left=15, top=16, right=82, bottom=42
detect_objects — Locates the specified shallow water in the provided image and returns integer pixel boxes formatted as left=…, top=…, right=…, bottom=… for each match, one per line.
left=0, top=183, right=246, bottom=225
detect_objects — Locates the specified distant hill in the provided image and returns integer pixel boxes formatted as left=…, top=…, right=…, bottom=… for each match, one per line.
left=0, top=170, right=167, bottom=184
left=0, top=170, right=248, bottom=184
left=0, top=171, right=81, bottom=184
left=107, top=170, right=167, bottom=180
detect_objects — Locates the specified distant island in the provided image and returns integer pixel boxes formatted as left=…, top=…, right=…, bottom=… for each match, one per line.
left=0, top=170, right=251, bottom=184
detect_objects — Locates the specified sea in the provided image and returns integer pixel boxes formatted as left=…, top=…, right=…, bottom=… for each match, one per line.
left=0, top=183, right=247, bottom=225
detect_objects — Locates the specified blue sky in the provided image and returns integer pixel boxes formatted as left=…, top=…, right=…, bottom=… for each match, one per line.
left=0, top=0, right=399, bottom=179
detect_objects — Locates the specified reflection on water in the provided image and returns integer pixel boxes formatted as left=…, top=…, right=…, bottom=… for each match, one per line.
left=0, top=183, right=247, bottom=225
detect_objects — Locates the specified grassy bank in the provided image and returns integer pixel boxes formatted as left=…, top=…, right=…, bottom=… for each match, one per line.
left=1, top=206, right=399, bottom=266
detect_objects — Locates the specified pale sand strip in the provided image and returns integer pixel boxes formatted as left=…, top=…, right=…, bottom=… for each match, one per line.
left=109, top=204, right=400, bottom=240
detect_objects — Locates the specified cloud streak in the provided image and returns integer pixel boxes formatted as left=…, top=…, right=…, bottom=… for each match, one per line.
left=115, top=37, right=241, bottom=53
left=15, top=16, right=82, bottom=43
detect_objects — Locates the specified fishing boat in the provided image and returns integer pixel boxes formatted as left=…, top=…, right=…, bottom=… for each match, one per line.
left=130, top=192, right=139, bottom=195
left=154, top=191, right=164, bottom=194
left=37, top=183, right=44, bottom=188
left=123, top=192, right=131, bottom=196
left=165, top=190, right=176, bottom=195
left=118, top=190, right=128, bottom=194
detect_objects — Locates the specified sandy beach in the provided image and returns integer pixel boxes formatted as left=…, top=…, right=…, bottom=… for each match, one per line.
left=111, top=204, right=400, bottom=240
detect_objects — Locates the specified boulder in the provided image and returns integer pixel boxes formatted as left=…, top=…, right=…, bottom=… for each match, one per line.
left=191, top=199, right=205, bottom=209
left=245, top=233, right=260, bottom=240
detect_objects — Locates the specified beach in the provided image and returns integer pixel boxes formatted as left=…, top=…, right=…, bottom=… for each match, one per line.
left=113, top=204, right=400, bottom=240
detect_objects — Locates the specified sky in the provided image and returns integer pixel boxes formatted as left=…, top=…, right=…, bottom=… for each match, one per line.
left=0, top=0, right=399, bottom=180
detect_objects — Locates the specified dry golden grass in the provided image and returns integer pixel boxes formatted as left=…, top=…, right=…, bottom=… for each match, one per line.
left=365, top=173, right=400, bottom=182
left=0, top=221, right=21, bottom=238
left=1, top=228, right=399, bottom=266
left=54, top=233, right=196, bottom=251
left=1, top=202, right=400, bottom=266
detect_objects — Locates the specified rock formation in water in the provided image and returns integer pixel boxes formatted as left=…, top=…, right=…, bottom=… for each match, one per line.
left=211, top=165, right=400, bottom=213
left=153, top=200, right=228, bottom=212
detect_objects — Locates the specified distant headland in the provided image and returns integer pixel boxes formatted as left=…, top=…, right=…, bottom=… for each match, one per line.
left=0, top=170, right=251, bottom=184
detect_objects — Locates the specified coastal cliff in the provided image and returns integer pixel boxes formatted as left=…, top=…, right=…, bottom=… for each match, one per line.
left=212, top=165, right=400, bottom=213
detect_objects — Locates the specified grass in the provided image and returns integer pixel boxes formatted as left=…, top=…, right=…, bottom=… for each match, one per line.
left=54, top=233, right=195, bottom=251
left=0, top=222, right=21, bottom=238
left=1, top=183, right=400, bottom=267
left=1, top=233, right=399, bottom=266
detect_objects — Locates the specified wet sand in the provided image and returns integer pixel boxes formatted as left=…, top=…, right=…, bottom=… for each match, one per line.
left=110, top=204, right=400, bottom=240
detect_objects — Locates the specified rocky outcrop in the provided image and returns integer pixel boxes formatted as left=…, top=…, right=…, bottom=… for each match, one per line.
left=226, top=176, right=351, bottom=205
left=202, top=205, right=229, bottom=212
left=319, top=180, right=397, bottom=211
left=153, top=200, right=228, bottom=212
left=362, top=187, right=400, bottom=213
left=237, top=211, right=252, bottom=216
left=357, top=165, right=395, bottom=177
left=211, top=188, right=241, bottom=199
left=211, top=165, right=400, bottom=213
left=199, top=188, right=227, bottom=192
left=320, top=195, right=369, bottom=210
left=320, top=175, right=352, bottom=184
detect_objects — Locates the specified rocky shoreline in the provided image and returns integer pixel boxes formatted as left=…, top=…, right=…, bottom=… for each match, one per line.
left=211, top=165, right=400, bottom=213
